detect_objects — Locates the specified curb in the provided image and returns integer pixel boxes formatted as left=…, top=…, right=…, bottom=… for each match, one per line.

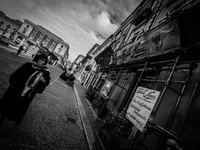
left=74, top=86, right=95, bottom=150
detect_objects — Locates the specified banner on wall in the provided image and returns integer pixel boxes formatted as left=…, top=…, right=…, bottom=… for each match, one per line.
left=100, top=80, right=113, bottom=98
left=19, top=23, right=33, bottom=37
left=54, top=43, right=68, bottom=57
left=126, top=86, right=160, bottom=132
left=148, top=21, right=180, bottom=55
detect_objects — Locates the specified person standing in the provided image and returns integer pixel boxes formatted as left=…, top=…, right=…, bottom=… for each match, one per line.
left=0, top=53, right=51, bottom=125
left=16, top=45, right=24, bottom=56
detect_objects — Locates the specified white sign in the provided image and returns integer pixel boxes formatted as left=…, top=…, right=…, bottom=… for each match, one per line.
left=19, top=23, right=33, bottom=36
left=126, top=86, right=160, bottom=132
left=54, top=43, right=67, bottom=57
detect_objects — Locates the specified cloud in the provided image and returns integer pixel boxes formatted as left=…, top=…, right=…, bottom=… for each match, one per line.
left=0, top=0, right=142, bottom=60
left=95, top=11, right=118, bottom=38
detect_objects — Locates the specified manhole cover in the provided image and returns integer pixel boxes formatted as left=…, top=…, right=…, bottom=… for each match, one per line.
left=67, top=117, right=77, bottom=124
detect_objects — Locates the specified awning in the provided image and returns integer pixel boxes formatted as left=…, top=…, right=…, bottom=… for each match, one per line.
left=94, top=45, right=113, bottom=68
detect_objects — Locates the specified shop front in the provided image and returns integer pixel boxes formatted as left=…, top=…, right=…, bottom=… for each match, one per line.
left=93, top=47, right=200, bottom=150
left=89, top=1, right=200, bottom=150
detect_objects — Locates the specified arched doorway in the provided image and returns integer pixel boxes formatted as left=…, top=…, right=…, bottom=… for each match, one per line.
left=15, top=36, right=23, bottom=45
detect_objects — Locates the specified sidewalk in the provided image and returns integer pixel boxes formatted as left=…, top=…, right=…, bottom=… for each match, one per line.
left=0, top=44, right=32, bottom=59
left=2, top=43, right=99, bottom=149
left=73, top=80, right=98, bottom=150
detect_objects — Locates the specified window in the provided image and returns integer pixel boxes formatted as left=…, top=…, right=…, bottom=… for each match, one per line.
left=37, top=33, right=44, bottom=43
left=30, top=29, right=37, bottom=39
left=50, top=41, right=57, bottom=50
left=43, top=37, right=51, bottom=46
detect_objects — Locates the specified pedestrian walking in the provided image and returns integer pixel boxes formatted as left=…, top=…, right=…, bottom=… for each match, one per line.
left=0, top=53, right=51, bottom=125
left=16, top=45, right=24, bottom=56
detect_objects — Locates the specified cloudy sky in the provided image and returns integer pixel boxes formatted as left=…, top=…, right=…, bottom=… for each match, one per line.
left=0, top=0, right=141, bottom=61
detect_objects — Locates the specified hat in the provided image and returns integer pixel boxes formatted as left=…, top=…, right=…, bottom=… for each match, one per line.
left=32, top=53, right=48, bottom=65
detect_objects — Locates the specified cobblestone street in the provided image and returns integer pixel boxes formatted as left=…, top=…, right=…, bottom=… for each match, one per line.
left=0, top=47, right=89, bottom=150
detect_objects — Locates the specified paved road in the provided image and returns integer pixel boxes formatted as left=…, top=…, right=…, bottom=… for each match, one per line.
left=0, top=46, right=88, bottom=150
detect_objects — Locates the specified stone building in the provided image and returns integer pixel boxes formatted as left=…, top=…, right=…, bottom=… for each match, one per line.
left=82, top=0, right=200, bottom=150
left=16, top=19, right=69, bottom=66
left=0, top=11, right=22, bottom=40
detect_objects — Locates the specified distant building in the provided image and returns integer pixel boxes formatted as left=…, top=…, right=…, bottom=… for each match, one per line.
left=0, top=11, right=70, bottom=66
left=75, top=43, right=100, bottom=85
left=71, top=54, right=85, bottom=74
left=65, top=60, right=72, bottom=70
left=0, top=11, right=22, bottom=39
left=83, top=1, right=200, bottom=150
left=16, top=19, right=69, bottom=66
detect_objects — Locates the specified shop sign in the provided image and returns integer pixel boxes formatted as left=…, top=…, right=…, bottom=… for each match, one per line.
left=109, top=21, right=180, bottom=65
left=113, top=34, right=149, bottom=64
left=116, top=50, right=123, bottom=65
left=126, top=86, right=160, bottom=132
left=121, top=42, right=135, bottom=63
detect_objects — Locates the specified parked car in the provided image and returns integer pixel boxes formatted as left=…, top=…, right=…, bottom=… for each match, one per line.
left=0, top=35, right=9, bottom=46
left=60, top=71, right=75, bottom=82
left=60, top=71, right=71, bottom=81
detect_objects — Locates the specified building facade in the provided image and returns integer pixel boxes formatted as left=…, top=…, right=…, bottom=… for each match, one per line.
left=16, top=19, right=69, bottom=66
left=76, top=43, right=100, bottom=87
left=0, top=11, right=22, bottom=41
left=71, top=54, right=85, bottom=74
left=82, top=0, right=200, bottom=150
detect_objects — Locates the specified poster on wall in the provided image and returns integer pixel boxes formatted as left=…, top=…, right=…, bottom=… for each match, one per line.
left=126, top=86, right=160, bottom=132
left=148, top=21, right=180, bottom=55
left=54, top=43, right=68, bottom=57
left=100, top=80, right=113, bottom=98
left=19, top=23, right=33, bottom=36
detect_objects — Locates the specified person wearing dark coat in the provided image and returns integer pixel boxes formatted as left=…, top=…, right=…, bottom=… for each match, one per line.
left=16, top=45, right=24, bottom=56
left=0, top=53, right=51, bottom=125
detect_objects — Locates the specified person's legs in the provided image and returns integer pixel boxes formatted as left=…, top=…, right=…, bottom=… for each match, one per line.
left=16, top=46, right=23, bottom=56
left=16, top=50, right=21, bottom=56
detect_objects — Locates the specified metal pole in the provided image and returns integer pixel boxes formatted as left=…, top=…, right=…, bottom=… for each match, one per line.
left=125, top=60, right=148, bottom=110
left=153, top=54, right=180, bottom=116
left=177, top=70, right=200, bottom=136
